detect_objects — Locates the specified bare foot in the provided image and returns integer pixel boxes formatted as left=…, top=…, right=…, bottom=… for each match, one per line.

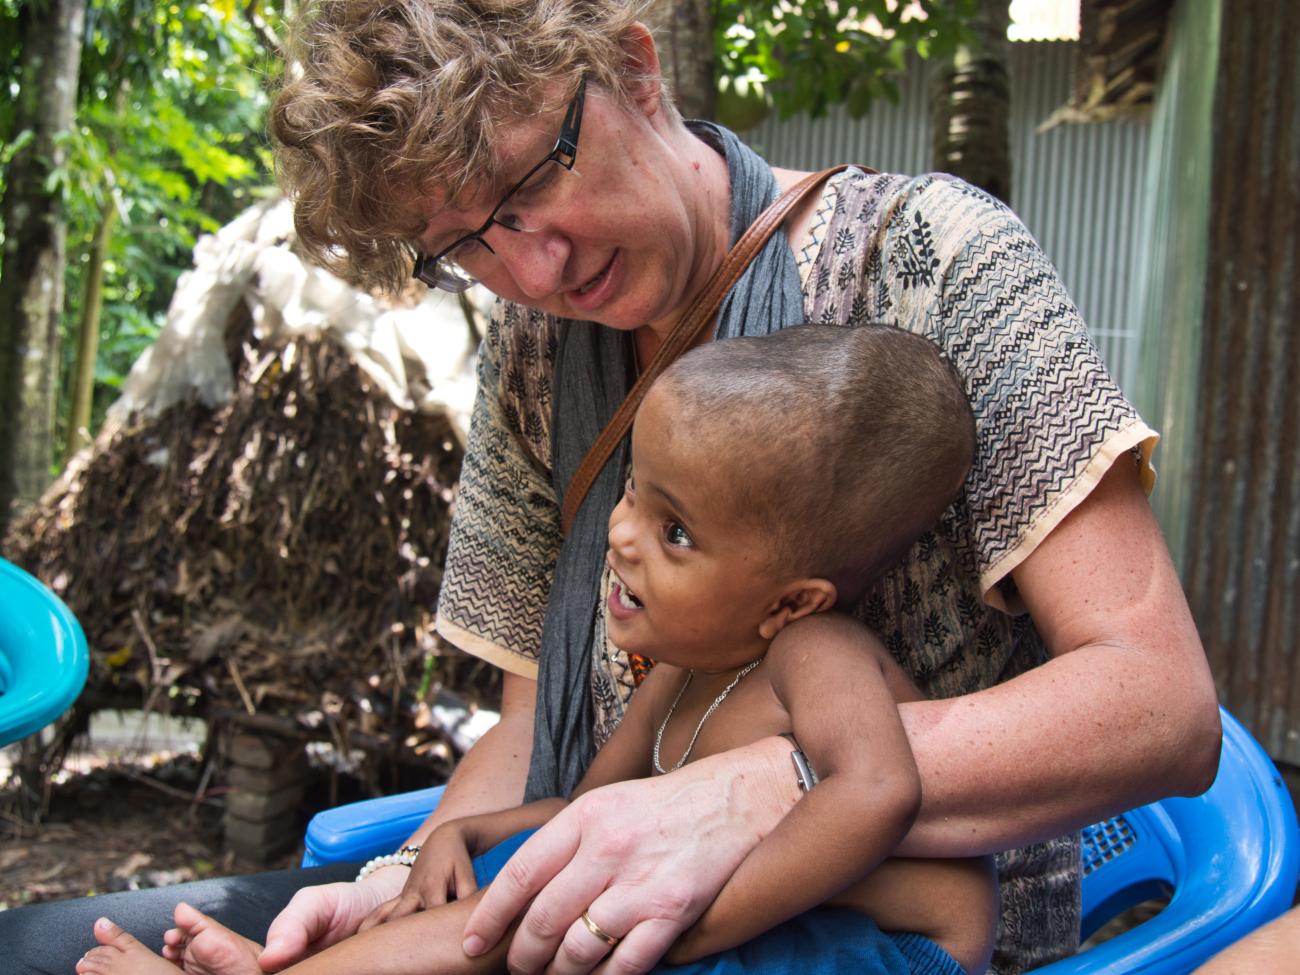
left=161, top=902, right=264, bottom=975
left=75, top=917, right=182, bottom=975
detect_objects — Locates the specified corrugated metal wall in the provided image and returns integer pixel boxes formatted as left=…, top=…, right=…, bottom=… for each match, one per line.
left=1189, top=0, right=1300, bottom=765
left=1131, top=0, right=1219, bottom=576
left=744, top=41, right=1150, bottom=397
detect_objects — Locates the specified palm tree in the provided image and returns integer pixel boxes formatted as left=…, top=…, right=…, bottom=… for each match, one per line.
left=929, top=0, right=1012, bottom=204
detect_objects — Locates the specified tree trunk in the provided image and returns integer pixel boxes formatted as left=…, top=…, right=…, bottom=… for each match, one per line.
left=0, top=0, right=87, bottom=535
left=63, top=196, right=116, bottom=465
left=642, top=0, right=715, bottom=121
left=63, top=80, right=129, bottom=466
left=928, top=0, right=1012, bottom=205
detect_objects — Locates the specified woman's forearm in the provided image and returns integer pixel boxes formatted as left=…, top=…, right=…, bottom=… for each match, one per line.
left=403, top=671, right=537, bottom=847
left=895, top=460, right=1221, bottom=859
left=896, top=635, right=1219, bottom=858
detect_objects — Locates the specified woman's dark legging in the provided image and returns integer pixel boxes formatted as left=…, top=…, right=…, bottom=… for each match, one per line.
left=0, top=861, right=359, bottom=975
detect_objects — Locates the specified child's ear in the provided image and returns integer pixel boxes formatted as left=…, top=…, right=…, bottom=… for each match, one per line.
left=618, top=22, right=665, bottom=112
left=759, top=579, right=838, bottom=640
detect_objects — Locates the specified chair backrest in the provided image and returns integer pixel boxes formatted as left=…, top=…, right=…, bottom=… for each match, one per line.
left=1031, top=706, right=1300, bottom=974
left=0, top=558, right=89, bottom=747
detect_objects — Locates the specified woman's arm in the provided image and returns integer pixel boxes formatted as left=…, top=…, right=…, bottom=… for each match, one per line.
left=401, top=670, right=538, bottom=839
left=258, top=671, right=537, bottom=969
left=667, top=615, right=921, bottom=963
left=894, top=458, right=1221, bottom=857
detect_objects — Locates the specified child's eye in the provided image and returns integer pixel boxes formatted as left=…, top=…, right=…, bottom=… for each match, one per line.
left=664, top=522, right=693, bottom=548
left=624, top=474, right=635, bottom=496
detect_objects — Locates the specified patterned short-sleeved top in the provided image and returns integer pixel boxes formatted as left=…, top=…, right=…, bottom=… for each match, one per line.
left=435, top=171, right=1157, bottom=973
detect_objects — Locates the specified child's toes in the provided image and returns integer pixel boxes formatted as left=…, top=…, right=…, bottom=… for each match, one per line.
left=75, top=946, right=118, bottom=973
left=163, top=923, right=187, bottom=960
left=92, top=917, right=143, bottom=952
left=173, top=900, right=218, bottom=937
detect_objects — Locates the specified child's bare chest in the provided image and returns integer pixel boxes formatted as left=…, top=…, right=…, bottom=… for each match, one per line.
left=651, top=672, right=791, bottom=773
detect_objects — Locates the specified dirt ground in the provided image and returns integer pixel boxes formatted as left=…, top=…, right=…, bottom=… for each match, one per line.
left=0, top=752, right=301, bottom=912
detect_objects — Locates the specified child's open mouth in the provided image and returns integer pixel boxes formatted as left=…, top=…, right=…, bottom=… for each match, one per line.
left=610, top=569, right=644, bottom=614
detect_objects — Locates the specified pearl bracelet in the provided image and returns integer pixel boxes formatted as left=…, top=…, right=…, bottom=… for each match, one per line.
left=355, top=845, right=422, bottom=882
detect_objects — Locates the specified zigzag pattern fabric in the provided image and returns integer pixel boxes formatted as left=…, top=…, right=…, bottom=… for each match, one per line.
left=434, top=170, right=1155, bottom=972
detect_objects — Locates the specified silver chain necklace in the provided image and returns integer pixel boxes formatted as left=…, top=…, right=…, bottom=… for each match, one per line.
left=653, top=659, right=763, bottom=774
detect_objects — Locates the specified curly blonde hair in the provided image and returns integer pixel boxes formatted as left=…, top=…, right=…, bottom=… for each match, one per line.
left=271, top=0, right=656, bottom=294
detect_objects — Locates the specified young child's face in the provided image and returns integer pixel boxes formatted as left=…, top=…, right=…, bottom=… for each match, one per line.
left=605, top=385, right=793, bottom=670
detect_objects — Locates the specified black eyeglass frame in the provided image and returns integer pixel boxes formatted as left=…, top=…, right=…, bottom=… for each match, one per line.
left=413, top=79, right=587, bottom=291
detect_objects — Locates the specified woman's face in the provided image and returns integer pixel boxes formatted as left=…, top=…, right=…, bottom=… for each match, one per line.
left=417, top=83, right=730, bottom=336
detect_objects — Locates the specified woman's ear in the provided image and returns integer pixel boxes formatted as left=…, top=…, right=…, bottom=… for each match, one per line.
left=759, top=579, right=838, bottom=641
left=619, top=21, right=664, bottom=112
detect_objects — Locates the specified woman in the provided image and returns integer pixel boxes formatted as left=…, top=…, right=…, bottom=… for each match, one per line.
left=0, top=2, right=1219, bottom=973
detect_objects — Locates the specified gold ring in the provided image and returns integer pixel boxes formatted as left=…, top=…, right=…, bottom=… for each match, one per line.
left=580, top=910, right=620, bottom=947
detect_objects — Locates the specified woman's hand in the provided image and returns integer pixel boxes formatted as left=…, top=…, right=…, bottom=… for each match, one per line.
left=258, top=867, right=408, bottom=969
left=462, top=736, right=801, bottom=975
left=358, top=822, right=479, bottom=930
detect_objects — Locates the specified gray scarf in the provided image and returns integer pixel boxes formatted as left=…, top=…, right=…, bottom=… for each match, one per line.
left=524, top=123, right=806, bottom=801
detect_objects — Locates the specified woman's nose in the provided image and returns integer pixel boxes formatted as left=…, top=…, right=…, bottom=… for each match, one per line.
left=484, top=225, right=570, bottom=301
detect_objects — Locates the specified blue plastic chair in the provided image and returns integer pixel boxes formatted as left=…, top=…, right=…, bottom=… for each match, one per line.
left=0, top=557, right=90, bottom=747
left=1030, top=707, right=1299, bottom=974
left=303, top=707, right=1299, bottom=973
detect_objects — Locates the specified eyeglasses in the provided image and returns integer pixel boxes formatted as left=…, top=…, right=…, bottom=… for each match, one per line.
left=413, top=79, right=587, bottom=293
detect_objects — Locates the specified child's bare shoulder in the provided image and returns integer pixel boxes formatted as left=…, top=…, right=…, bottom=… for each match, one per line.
left=768, top=612, right=889, bottom=664
left=767, top=613, right=922, bottom=703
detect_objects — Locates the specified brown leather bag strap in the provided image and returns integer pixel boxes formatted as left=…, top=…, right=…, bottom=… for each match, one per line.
left=560, top=164, right=859, bottom=534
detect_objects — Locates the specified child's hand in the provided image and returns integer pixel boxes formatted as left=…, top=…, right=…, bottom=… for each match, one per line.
left=358, top=821, right=479, bottom=929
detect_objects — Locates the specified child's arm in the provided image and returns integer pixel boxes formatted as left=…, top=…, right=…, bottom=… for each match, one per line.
left=666, top=613, right=921, bottom=963
left=360, top=796, right=567, bottom=928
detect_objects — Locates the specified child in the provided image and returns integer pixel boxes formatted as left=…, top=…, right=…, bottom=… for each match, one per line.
left=76, top=324, right=996, bottom=975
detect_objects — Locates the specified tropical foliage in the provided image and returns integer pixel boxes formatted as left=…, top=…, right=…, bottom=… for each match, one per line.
left=716, top=0, right=977, bottom=117
left=0, top=0, right=281, bottom=459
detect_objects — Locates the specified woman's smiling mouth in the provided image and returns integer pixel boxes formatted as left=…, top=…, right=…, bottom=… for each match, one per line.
left=578, top=260, right=611, bottom=294
left=569, top=251, right=621, bottom=311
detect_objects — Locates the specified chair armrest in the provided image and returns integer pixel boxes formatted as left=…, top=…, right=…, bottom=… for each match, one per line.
left=301, top=785, right=446, bottom=867
left=1030, top=708, right=1300, bottom=974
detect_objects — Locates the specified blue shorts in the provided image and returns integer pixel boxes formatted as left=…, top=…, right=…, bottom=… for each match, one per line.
left=472, top=831, right=964, bottom=975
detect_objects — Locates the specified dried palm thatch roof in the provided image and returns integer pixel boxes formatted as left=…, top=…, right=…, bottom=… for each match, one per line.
left=1042, top=0, right=1175, bottom=128
left=3, top=198, right=494, bottom=782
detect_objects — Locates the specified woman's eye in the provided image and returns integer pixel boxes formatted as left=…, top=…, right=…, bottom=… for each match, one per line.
left=664, top=522, right=693, bottom=548
left=624, top=475, right=635, bottom=495
left=517, top=160, right=559, bottom=199
left=449, top=237, right=490, bottom=262
left=493, top=211, right=526, bottom=232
